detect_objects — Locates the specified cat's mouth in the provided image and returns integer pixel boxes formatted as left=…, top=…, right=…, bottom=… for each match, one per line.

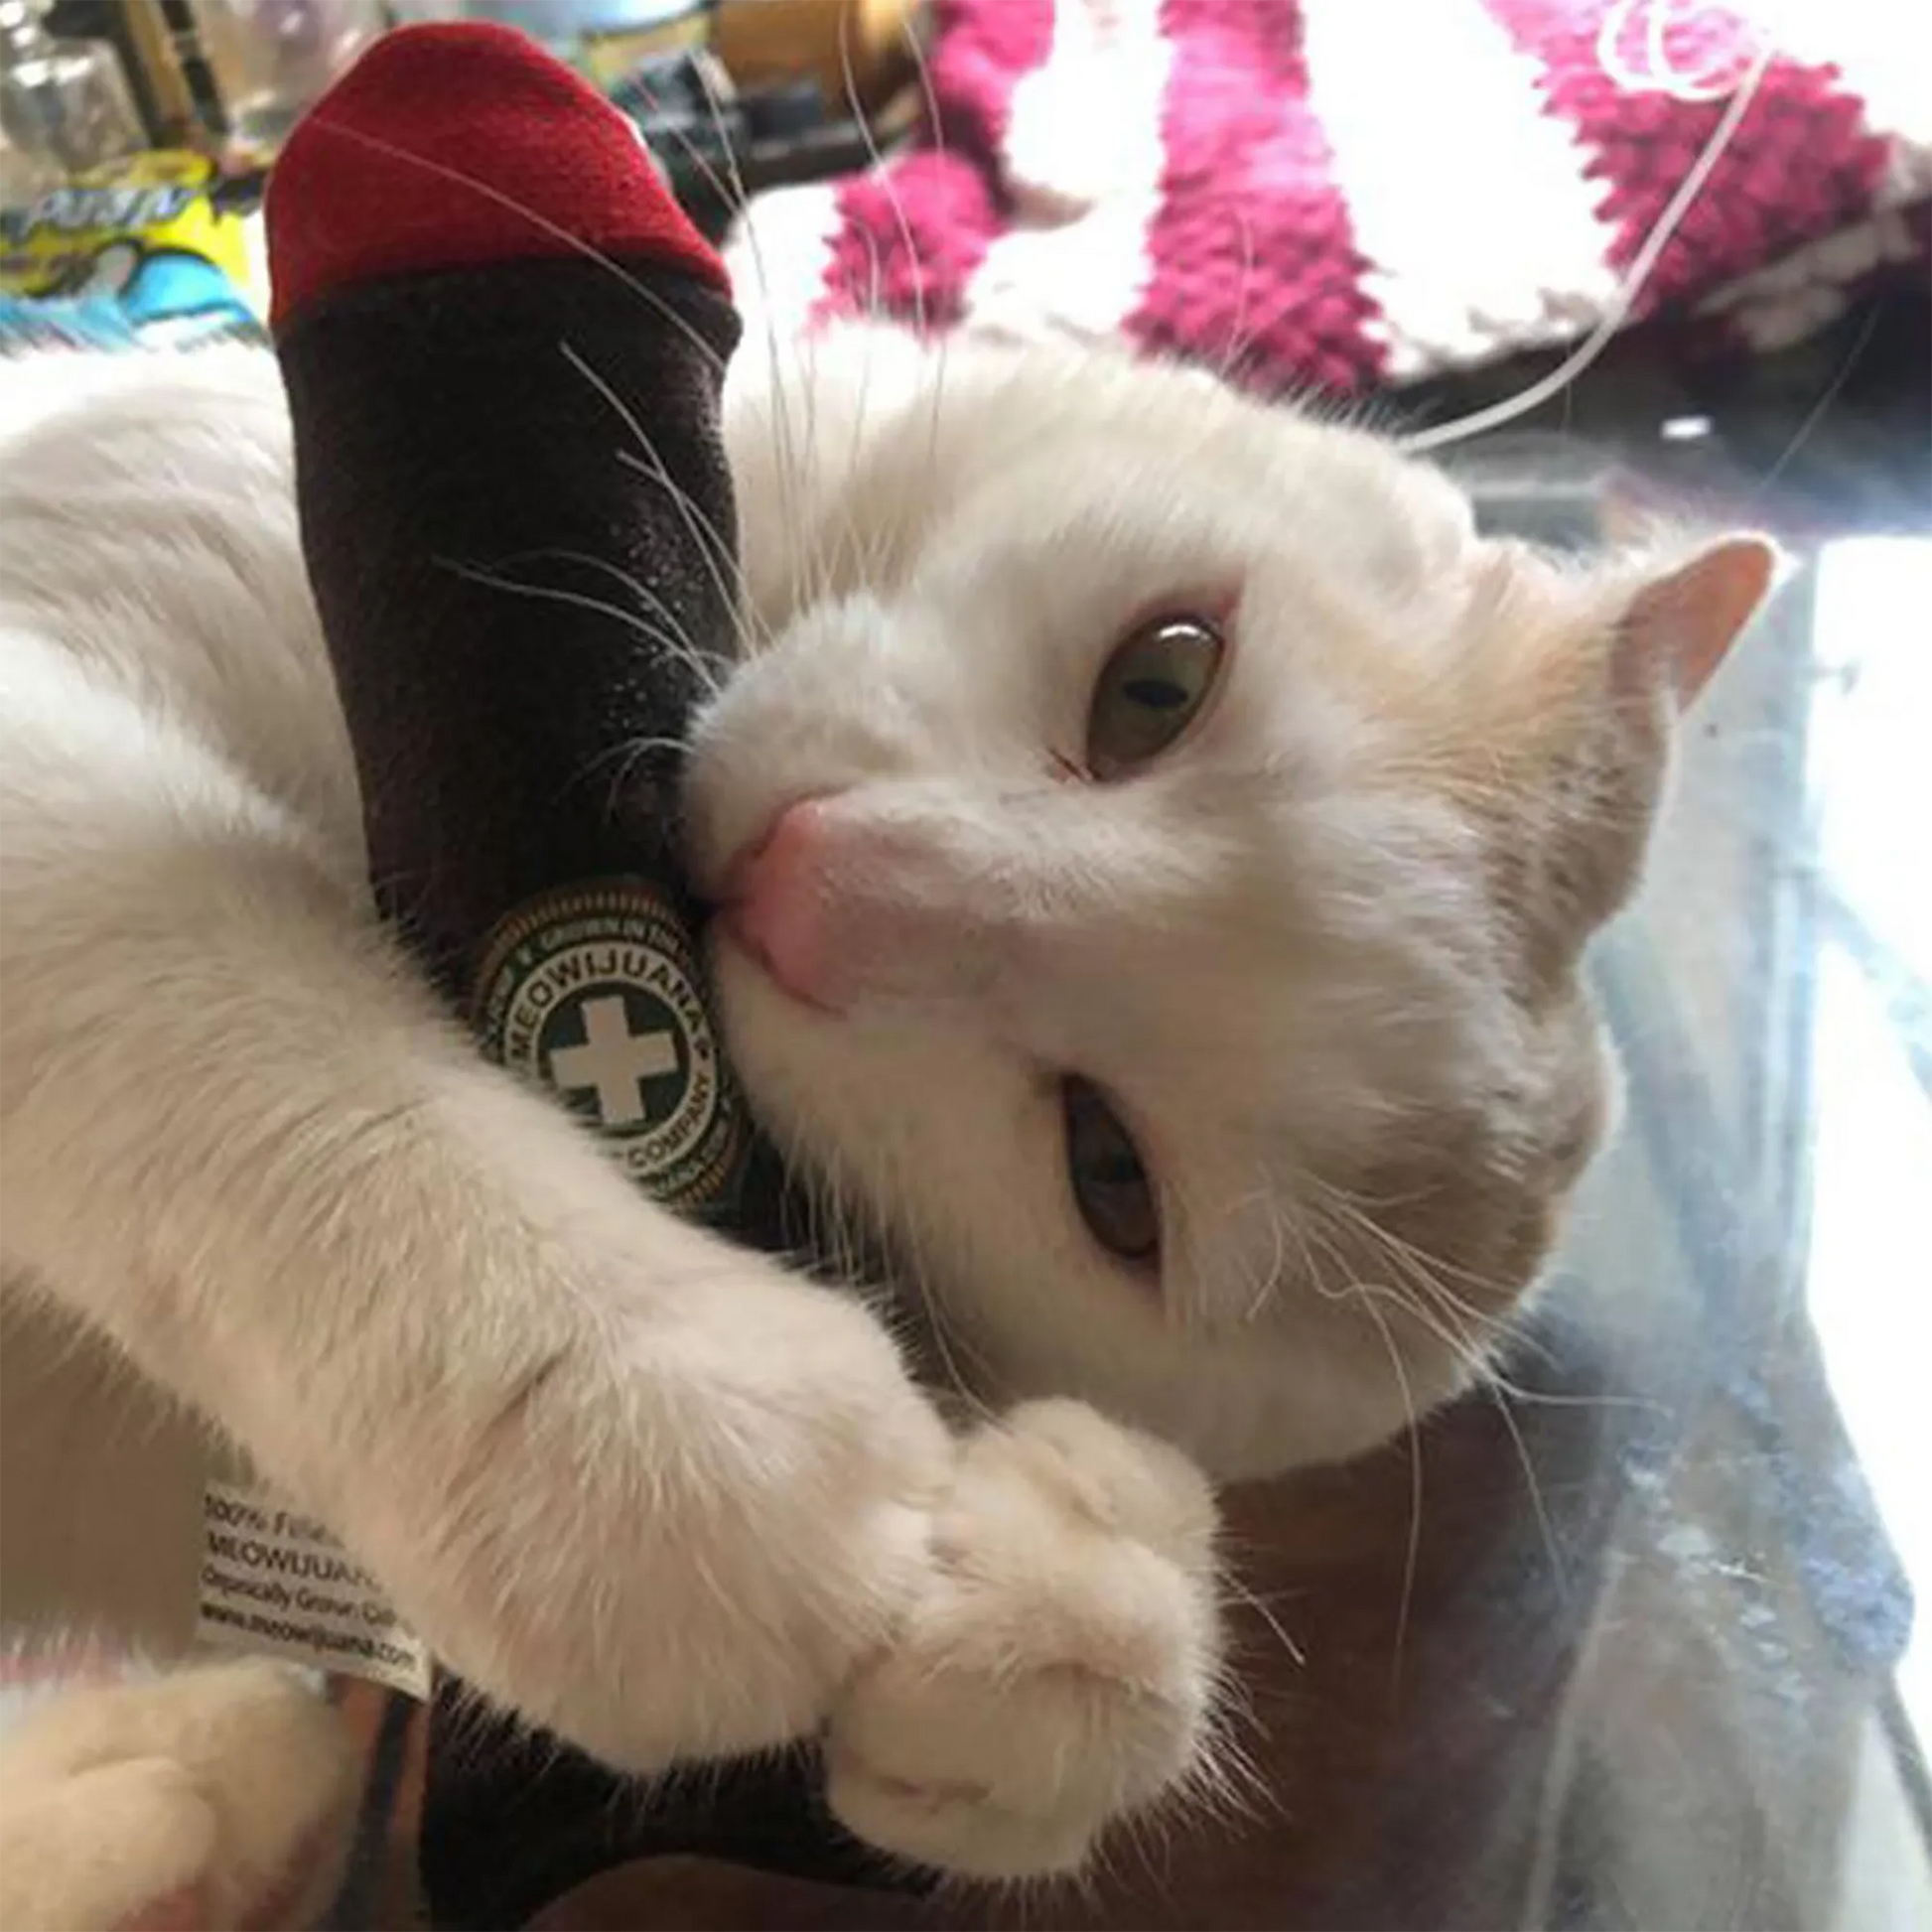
left=714, top=908, right=841, bottom=1017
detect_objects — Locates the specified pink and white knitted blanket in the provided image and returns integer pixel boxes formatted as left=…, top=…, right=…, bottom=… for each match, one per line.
left=729, top=0, right=1931, bottom=395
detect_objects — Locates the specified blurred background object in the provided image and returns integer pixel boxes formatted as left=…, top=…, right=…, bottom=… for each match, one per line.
left=187, top=0, right=385, bottom=158
left=0, top=0, right=144, bottom=179
left=17, top=1, right=926, bottom=200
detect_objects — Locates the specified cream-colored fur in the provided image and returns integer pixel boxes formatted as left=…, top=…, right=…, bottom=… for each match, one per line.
left=0, top=1658, right=355, bottom=1931
left=0, top=332, right=1768, bottom=1923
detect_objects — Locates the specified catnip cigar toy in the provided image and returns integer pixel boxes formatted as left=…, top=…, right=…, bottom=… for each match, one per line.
left=266, top=22, right=897, bottom=1925
left=268, top=20, right=777, bottom=1230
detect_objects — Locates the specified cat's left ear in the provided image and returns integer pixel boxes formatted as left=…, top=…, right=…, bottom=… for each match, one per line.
left=1614, top=533, right=1781, bottom=706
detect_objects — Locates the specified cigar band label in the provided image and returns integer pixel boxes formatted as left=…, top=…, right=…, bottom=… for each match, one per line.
left=471, top=879, right=750, bottom=1210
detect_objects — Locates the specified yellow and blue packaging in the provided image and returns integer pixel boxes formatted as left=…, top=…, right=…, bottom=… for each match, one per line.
left=0, top=148, right=260, bottom=347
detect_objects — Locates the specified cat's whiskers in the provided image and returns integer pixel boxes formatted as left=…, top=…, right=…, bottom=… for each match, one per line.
left=766, top=1108, right=998, bottom=1423
left=584, top=732, right=697, bottom=822
left=1309, top=1214, right=1494, bottom=1394
left=784, top=1116, right=857, bottom=1289
left=1304, top=1171, right=1561, bottom=1373
left=838, top=324, right=903, bottom=602
left=1298, top=1213, right=1475, bottom=1398
left=444, top=552, right=731, bottom=712
left=839, top=17, right=924, bottom=344
left=637, top=68, right=909, bottom=672
left=1296, top=1216, right=1425, bottom=1695
left=1273, top=1197, right=1481, bottom=1671
left=904, top=32, right=956, bottom=514
left=1209, top=208, right=1259, bottom=391
left=1358, top=1280, right=1576, bottom=1611
left=438, top=556, right=724, bottom=698
left=817, top=235, right=893, bottom=608
left=686, top=55, right=817, bottom=641
left=1219, top=1565, right=1306, bottom=1672
left=1473, top=1375, right=1660, bottom=1415
left=1325, top=1193, right=1500, bottom=1357
left=893, top=1240, right=1002, bottom=1427
left=819, top=1168, right=861, bottom=1290
left=1227, top=1173, right=1293, bottom=1324
left=843, top=5, right=958, bottom=528
left=494, top=544, right=742, bottom=684
left=1350, top=1288, right=1425, bottom=1701
left=782, top=298, right=834, bottom=621
left=1479, top=1375, right=1573, bottom=1605
left=1266, top=1191, right=1336, bottom=1330
left=797, top=12, right=963, bottom=619
left=872, top=1144, right=1005, bottom=1421
left=1356, top=1210, right=1583, bottom=1399
left=564, top=343, right=755, bottom=629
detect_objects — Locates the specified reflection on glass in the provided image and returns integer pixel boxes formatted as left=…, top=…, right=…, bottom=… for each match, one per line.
left=0, top=0, right=144, bottom=178
left=1802, top=537, right=1932, bottom=1756
left=187, top=0, right=382, bottom=153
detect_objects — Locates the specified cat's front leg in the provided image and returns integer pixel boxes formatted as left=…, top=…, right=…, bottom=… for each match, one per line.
left=827, top=1400, right=1223, bottom=1876
left=0, top=653, right=955, bottom=1773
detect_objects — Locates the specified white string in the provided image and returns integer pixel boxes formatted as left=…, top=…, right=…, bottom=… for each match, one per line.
left=1400, top=4, right=1778, bottom=455
left=1596, top=0, right=1757, bottom=103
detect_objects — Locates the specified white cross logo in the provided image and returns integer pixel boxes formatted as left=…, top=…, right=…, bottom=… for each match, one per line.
left=547, top=995, right=678, bottom=1128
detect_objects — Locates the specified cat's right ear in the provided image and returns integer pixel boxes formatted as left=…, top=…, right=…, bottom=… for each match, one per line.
left=1611, top=533, right=1781, bottom=708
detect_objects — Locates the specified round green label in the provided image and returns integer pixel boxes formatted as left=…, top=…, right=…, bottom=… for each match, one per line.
left=470, top=879, right=750, bottom=1211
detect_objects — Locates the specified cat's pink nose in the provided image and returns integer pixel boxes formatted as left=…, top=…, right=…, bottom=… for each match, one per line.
left=720, top=798, right=847, bottom=1013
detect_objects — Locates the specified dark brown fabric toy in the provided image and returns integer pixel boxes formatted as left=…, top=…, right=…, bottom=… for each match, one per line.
left=264, top=23, right=906, bottom=1926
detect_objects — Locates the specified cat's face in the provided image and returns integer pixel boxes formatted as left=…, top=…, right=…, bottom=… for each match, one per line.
left=687, top=329, right=1770, bottom=1480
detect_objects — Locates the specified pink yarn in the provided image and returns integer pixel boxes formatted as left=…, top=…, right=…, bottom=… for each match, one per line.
left=928, top=0, right=1054, bottom=162
left=1487, top=0, right=1892, bottom=311
left=814, top=0, right=1050, bottom=330
left=1129, top=0, right=1381, bottom=394
left=740, top=0, right=1930, bottom=394
left=818, top=153, right=999, bottom=329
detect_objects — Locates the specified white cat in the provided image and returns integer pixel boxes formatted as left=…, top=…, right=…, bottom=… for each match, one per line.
left=0, top=326, right=1770, bottom=1926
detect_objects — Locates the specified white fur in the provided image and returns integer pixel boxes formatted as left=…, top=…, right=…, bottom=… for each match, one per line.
left=707, top=325, right=1590, bottom=1474
left=0, top=1654, right=355, bottom=1931
left=0, top=329, right=1753, bottom=1908
left=0, top=342, right=1220, bottom=1893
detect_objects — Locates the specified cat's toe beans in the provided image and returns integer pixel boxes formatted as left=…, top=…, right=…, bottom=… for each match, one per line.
left=825, top=1401, right=1221, bottom=1879
left=0, top=1756, right=217, bottom=1932
left=977, top=1398, right=1220, bottom=1575
left=108, top=1661, right=357, bottom=1927
left=0, top=1660, right=355, bottom=1932
left=825, top=1640, right=1196, bottom=1878
left=825, top=1742, right=1099, bottom=1878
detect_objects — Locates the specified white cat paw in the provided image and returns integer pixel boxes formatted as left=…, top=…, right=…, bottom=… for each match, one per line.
left=0, top=1658, right=357, bottom=1931
left=824, top=1399, right=1220, bottom=1879
left=415, top=1265, right=955, bottom=1776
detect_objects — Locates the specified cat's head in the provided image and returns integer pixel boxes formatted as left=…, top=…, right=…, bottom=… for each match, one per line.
left=687, top=331, right=1773, bottom=1480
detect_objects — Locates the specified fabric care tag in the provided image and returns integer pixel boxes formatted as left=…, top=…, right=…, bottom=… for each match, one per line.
left=198, top=1449, right=431, bottom=1700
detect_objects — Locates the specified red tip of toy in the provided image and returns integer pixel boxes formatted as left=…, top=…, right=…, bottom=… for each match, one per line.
left=266, top=21, right=727, bottom=330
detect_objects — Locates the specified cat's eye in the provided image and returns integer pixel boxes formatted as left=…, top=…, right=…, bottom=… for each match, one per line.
left=1084, top=615, right=1225, bottom=780
left=1062, top=1077, right=1159, bottom=1267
